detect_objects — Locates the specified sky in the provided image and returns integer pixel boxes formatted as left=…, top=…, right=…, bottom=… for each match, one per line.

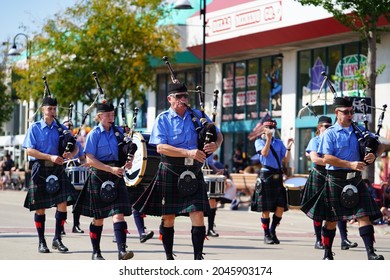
left=0, top=0, right=78, bottom=45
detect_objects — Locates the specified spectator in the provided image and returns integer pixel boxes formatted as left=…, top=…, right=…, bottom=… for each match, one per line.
left=232, top=146, right=245, bottom=172
left=1, top=171, right=8, bottom=191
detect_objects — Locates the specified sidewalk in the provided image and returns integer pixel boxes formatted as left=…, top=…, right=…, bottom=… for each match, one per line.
left=1, top=190, right=390, bottom=260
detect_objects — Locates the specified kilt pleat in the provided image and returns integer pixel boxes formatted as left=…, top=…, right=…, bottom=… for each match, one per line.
left=133, top=162, right=210, bottom=216
left=23, top=164, right=78, bottom=211
left=302, top=173, right=382, bottom=221
left=300, top=168, right=328, bottom=220
left=251, top=171, right=288, bottom=213
left=73, top=168, right=132, bottom=219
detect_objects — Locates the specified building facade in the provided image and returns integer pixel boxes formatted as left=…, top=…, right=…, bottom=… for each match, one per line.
left=155, top=0, right=390, bottom=181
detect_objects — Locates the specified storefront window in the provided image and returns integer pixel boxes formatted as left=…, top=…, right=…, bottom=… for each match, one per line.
left=297, top=41, right=367, bottom=118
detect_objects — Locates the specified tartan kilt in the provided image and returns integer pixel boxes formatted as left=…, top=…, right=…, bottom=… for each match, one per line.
left=304, top=174, right=382, bottom=221
left=300, top=168, right=327, bottom=219
left=127, top=185, right=147, bottom=205
left=251, top=171, right=288, bottom=213
left=133, top=162, right=210, bottom=217
left=73, top=168, right=132, bottom=219
left=23, top=164, right=78, bottom=211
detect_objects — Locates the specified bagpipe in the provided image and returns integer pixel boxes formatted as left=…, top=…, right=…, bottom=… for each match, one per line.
left=162, top=56, right=218, bottom=158
left=322, top=72, right=387, bottom=164
left=92, top=72, right=138, bottom=166
left=42, top=76, right=76, bottom=156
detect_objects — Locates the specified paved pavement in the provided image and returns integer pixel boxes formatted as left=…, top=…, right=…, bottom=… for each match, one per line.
left=1, top=189, right=390, bottom=261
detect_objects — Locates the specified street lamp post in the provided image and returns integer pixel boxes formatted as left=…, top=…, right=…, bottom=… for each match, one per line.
left=8, top=33, right=34, bottom=128
left=8, top=33, right=32, bottom=165
left=174, top=0, right=207, bottom=95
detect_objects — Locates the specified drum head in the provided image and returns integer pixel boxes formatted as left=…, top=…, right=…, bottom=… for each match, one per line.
left=284, top=175, right=308, bottom=189
left=124, top=132, right=148, bottom=187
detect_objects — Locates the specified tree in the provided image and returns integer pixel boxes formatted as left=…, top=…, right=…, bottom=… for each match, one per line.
left=296, top=0, right=390, bottom=182
left=11, top=0, right=179, bottom=119
left=0, top=63, right=15, bottom=132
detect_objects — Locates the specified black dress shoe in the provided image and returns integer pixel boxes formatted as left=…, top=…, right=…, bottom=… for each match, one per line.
left=323, top=250, right=335, bottom=260
left=72, top=225, right=84, bottom=233
left=368, top=253, right=384, bottom=260
left=60, top=229, right=66, bottom=236
left=92, top=251, right=105, bottom=260
left=166, top=253, right=175, bottom=260
left=341, top=239, right=358, bottom=250
left=207, top=229, right=219, bottom=237
left=264, top=235, right=274, bottom=244
left=271, top=234, right=280, bottom=244
left=52, top=239, right=69, bottom=252
left=118, top=250, right=134, bottom=260
left=140, top=231, right=154, bottom=243
left=314, top=241, right=324, bottom=249
left=38, top=239, right=50, bottom=253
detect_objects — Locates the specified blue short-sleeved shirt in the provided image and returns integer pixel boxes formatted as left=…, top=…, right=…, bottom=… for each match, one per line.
left=306, top=135, right=321, bottom=154
left=254, top=137, right=286, bottom=170
left=317, top=122, right=361, bottom=170
left=75, top=141, right=84, bottom=159
left=84, top=123, right=123, bottom=161
left=22, top=119, right=67, bottom=161
left=149, top=107, right=219, bottom=149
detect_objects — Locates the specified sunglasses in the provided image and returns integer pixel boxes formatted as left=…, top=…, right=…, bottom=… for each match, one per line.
left=322, top=124, right=331, bottom=128
left=337, top=109, right=354, bottom=115
left=172, top=93, right=189, bottom=99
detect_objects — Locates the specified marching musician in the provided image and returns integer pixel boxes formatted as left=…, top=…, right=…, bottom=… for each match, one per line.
left=61, top=120, right=86, bottom=235
left=251, top=118, right=294, bottom=245
left=22, top=96, right=79, bottom=254
left=73, top=102, right=135, bottom=260
left=300, top=116, right=358, bottom=251
left=316, top=97, right=385, bottom=260
left=133, top=82, right=223, bottom=260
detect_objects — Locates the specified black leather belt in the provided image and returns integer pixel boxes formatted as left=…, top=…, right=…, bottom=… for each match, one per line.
left=161, top=156, right=201, bottom=166
left=101, top=161, right=120, bottom=167
left=327, top=170, right=361, bottom=180
left=29, top=160, right=55, bottom=168
left=314, top=165, right=326, bottom=173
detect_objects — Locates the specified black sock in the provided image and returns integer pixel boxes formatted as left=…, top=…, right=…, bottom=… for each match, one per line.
left=314, top=220, right=322, bottom=242
left=208, top=208, right=217, bottom=232
left=359, top=225, right=375, bottom=248
left=54, top=211, right=67, bottom=241
left=133, top=210, right=145, bottom=236
left=89, top=223, right=103, bottom=253
left=337, top=220, right=347, bottom=241
left=114, top=221, right=128, bottom=251
left=191, top=226, right=206, bottom=259
left=162, top=226, right=174, bottom=255
left=270, top=214, right=282, bottom=236
left=261, top=218, right=271, bottom=236
left=34, top=213, right=46, bottom=241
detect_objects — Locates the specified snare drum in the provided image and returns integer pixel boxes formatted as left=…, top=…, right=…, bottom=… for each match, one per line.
left=284, top=175, right=308, bottom=209
left=204, top=174, right=226, bottom=199
left=65, top=166, right=89, bottom=191
left=124, top=133, right=160, bottom=187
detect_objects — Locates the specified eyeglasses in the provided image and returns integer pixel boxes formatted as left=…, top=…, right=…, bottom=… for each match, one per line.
left=172, top=93, right=189, bottom=99
left=337, top=109, right=354, bottom=115
left=322, top=124, right=331, bottom=128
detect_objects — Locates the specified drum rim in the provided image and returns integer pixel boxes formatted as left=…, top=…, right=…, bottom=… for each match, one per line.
left=124, top=132, right=148, bottom=187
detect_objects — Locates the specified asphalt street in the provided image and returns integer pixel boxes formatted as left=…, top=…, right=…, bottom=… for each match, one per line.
left=1, top=190, right=390, bottom=261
